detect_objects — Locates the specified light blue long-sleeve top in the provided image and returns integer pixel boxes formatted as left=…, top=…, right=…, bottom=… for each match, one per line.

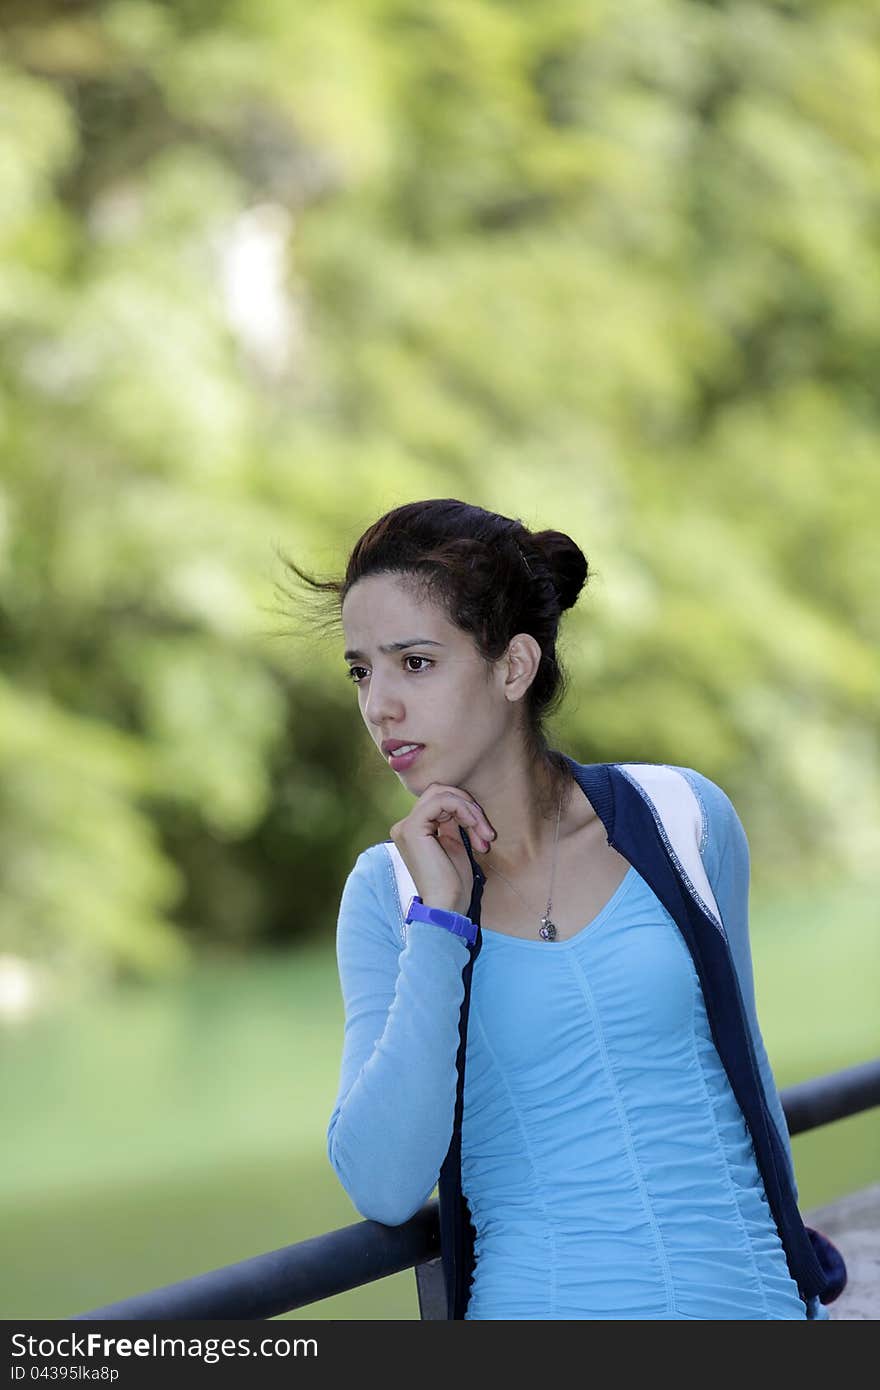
left=326, top=766, right=826, bottom=1318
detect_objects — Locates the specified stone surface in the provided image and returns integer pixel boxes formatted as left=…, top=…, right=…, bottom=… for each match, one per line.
left=805, top=1183, right=880, bottom=1320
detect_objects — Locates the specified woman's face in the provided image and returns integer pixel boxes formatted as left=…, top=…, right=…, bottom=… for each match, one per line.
left=341, top=572, right=511, bottom=792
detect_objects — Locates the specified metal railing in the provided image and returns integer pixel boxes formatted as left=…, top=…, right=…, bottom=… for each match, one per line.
left=71, top=1055, right=880, bottom=1321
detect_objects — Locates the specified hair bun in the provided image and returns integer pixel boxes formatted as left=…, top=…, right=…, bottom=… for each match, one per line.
left=526, top=529, right=589, bottom=612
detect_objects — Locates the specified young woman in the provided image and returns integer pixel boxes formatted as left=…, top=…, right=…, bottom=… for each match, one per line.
left=288, top=498, right=834, bottom=1319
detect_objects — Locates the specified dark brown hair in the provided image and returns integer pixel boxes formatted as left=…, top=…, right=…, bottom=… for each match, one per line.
left=273, top=499, right=592, bottom=783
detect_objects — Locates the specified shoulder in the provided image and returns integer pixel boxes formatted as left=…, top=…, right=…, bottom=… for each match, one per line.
left=338, top=840, right=406, bottom=947
left=341, top=840, right=395, bottom=896
left=612, top=761, right=746, bottom=874
left=660, top=764, right=749, bottom=878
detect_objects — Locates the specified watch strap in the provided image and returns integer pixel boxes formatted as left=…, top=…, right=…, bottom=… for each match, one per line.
left=404, top=895, right=478, bottom=947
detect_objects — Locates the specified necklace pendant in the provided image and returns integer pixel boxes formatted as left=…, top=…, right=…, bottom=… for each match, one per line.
left=539, top=916, right=557, bottom=942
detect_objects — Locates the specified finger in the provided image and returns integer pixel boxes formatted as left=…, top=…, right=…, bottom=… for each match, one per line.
left=429, top=786, right=495, bottom=840
left=420, top=790, right=478, bottom=826
left=439, top=810, right=490, bottom=852
left=442, top=802, right=482, bottom=834
left=467, top=803, right=496, bottom=840
left=433, top=814, right=487, bottom=852
left=425, top=783, right=494, bottom=834
left=417, top=787, right=493, bottom=846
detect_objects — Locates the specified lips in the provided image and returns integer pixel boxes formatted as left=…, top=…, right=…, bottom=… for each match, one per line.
left=387, top=743, right=424, bottom=771
left=381, top=739, right=423, bottom=756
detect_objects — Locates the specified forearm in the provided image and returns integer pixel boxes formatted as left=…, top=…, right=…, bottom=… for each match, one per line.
left=327, top=920, right=469, bottom=1225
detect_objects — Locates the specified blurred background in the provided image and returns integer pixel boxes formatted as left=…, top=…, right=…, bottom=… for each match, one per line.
left=1, top=0, right=878, bottom=1320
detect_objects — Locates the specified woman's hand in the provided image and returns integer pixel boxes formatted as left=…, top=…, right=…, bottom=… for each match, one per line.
left=390, top=784, right=496, bottom=918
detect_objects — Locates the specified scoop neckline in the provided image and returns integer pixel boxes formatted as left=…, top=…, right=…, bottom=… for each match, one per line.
left=478, top=862, right=639, bottom=949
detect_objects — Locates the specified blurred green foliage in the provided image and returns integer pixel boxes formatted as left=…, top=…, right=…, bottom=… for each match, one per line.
left=0, top=0, right=878, bottom=993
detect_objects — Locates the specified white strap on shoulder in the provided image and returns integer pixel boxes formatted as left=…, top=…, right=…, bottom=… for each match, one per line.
left=615, top=763, right=724, bottom=935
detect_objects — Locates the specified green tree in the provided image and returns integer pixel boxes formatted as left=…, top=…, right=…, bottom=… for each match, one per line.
left=0, top=0, right=877, bottom=998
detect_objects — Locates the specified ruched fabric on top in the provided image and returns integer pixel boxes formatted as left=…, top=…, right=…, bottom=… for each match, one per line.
left=461, top=864, right=807, bottom=1320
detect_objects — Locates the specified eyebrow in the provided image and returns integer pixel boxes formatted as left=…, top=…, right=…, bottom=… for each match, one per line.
left=343, top=638, right=445, bottom=662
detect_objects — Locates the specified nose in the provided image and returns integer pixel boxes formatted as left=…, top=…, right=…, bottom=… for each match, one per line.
left=363, top=672, right=403, bottom=734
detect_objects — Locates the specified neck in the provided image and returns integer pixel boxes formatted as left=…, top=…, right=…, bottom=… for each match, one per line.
left=467, top=748, right=576, bottom=876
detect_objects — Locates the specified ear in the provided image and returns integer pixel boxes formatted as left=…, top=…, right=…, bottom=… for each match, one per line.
left=502, top=632, right=542, bottom=701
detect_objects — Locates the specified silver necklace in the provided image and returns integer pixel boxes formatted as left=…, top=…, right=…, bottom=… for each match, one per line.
left=479, top=785, right=564, bottom=940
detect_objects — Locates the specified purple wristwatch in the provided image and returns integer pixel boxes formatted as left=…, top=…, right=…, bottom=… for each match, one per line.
left=404, top=895, right=478, bottom=946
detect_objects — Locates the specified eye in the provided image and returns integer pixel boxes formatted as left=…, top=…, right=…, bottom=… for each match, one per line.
left=346, top=655, right=434, bottom=685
